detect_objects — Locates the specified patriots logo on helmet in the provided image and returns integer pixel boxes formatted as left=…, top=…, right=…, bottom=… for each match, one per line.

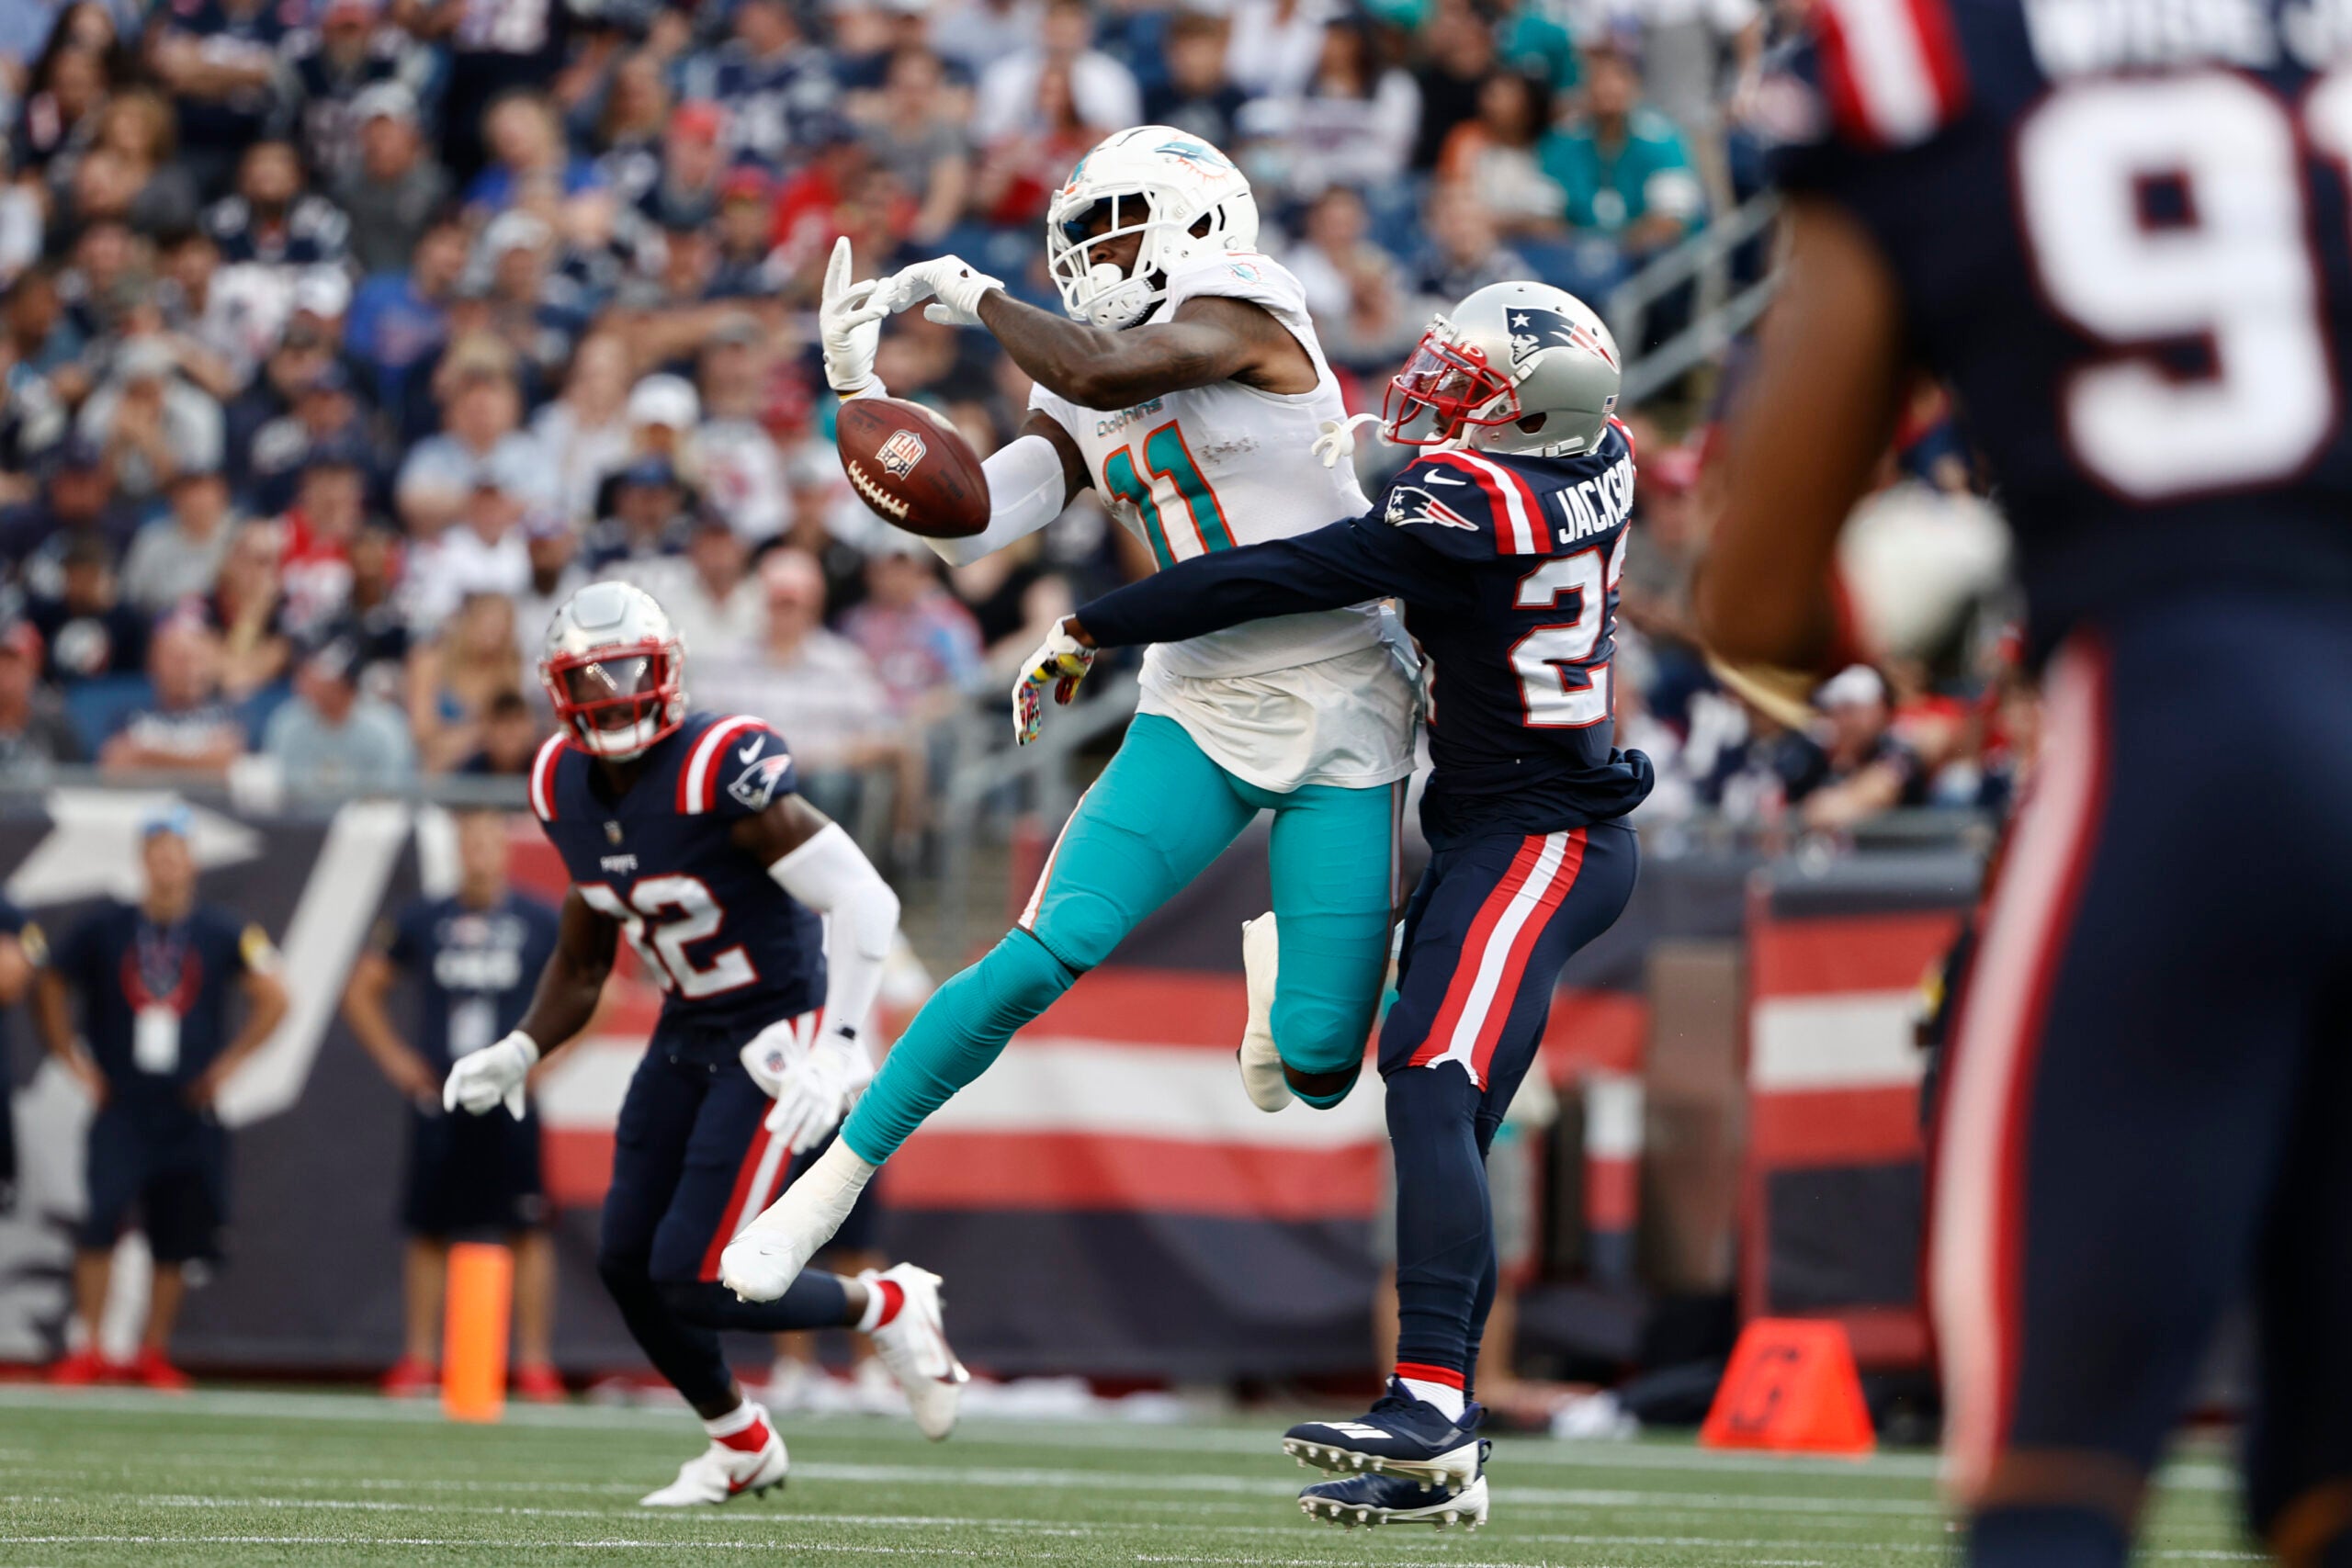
left=1385, top=485, right=1478, bottom=531
left=728, top=751, right=793, bottom=812
left=878, top=428, right=928, bottom=479
left=1507, top=308, right=1619, bottom=370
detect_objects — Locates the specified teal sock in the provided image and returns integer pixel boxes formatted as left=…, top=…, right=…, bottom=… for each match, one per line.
left=842, top=929, right=1078, bottom=1164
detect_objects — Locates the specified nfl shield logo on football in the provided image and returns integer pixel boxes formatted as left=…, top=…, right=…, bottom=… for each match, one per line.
left=878, top=428, right=928, bottom=479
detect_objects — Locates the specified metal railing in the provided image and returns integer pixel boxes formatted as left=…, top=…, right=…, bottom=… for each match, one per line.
left=1605, top=190, right=1783, bottom=407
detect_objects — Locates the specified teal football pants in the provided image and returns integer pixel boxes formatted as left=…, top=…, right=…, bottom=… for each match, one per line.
left=842, top=714, right=1400, bottom=1164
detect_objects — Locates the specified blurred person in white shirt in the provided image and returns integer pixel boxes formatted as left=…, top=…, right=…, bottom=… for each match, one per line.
left=403, top=454, right=537, bottom=626
left=970, top=0, right=1139, bottom=141
left=395, top=344, right=547, bottom=536
left=691, top=315, right=788, bottom=545
left=529, top=332, right=635, bottom=525
left=693, top=547, right=910, bottom=828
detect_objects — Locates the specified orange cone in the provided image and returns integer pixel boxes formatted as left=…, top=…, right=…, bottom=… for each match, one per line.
left=1699, top=1318, right=1875, bottom=1455
left=442, top=1242, right=514, bottom=1425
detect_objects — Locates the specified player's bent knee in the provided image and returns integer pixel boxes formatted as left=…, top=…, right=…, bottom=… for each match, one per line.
left=980, top=926, right=1083, bottom=1018
left=1271, top=994, right=1377, bottom=1080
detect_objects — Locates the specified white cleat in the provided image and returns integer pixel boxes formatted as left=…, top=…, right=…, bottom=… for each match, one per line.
left=864, top=1263, right=970, bottom=1440
left=720, top=1139, right=876, bottom=1303
left=639, top=1411, right=788, bottom=1506
left=1237, top=912, right=1290, bottom=1112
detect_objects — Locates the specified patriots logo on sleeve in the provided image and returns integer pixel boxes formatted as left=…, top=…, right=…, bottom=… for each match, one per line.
left=727, top=751, right=794, bottom=812
left=1508, top=308, right=1619, bottom=370
left=1384, top=483, right=1480, bottom=531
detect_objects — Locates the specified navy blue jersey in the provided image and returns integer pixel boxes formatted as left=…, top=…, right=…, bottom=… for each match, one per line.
left=528, top=712, right=823, bottom=1036
left=1769, top=0, right=2352, bottom=652
left=51, top=900, right=275, bottom=1101
left=381, top=891, right=561, bottom=1066
left=1080, top=425, right=1655, bottom=846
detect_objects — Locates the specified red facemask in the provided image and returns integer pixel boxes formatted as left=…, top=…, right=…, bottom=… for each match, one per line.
left=1379, top=326, right=1522, bottom=446
left=541, top=638, right=684, bottom=757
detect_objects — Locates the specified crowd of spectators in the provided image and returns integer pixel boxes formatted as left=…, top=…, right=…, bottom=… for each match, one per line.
left=0, top=0, right=2014, bottom=849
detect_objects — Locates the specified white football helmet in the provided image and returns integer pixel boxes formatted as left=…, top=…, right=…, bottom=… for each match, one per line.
left=540, top=581, right=688, bottom=760
left=1045, top=126, right=1260, bottom=330
left=1381, top=282, right=1623, bottom=459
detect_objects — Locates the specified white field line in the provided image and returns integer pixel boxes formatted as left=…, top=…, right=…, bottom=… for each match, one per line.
left=0, top=1383, right=2245, bottom=1494
left=0, top=1539, right=977, bottom=1555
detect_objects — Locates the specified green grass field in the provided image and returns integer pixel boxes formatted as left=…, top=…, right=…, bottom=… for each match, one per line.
left=0, top=1386, right=2253, bottom=1565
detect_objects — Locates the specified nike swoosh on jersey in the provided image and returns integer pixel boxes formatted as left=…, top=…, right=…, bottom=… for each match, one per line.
left=1423, top=472, right=1467, bottom=486
left=738, top=740, right=762, bottom=762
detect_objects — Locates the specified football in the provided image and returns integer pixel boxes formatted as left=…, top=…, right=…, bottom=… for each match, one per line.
left=835, top=396, right=990, bottom=538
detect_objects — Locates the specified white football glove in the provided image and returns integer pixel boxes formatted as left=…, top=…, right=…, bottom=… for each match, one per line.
left=1312, top=412, right=1385, bottom=469
left=765, top=1029, right=876, bottom=1152
left=865, top=255, right=1006, bottom=329
left=1012, top=619, right=1097, bottom=746
left=820, top=235, right=885, bottom=397
left=443, top=1031, right=538, bottom=1121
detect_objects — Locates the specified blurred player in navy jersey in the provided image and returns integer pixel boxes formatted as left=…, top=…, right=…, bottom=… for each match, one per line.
left=36, top=807, right=288, bottom=1390
left=1029, top=281, right=1651, bottom=1530
left=445, top=581, right=966, bottom=1506
left=1695, top=6, right=2352, bottom=1563
left=343, top=807, right=564, bottom=1402
left=0, top=897, right=40, bottom=1217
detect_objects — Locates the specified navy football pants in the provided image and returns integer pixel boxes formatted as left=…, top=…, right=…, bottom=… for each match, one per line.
left=598, top=1020, right=851, bottom=1411
left=1380, top=819, right=1638, bottom=1396
left=1934, top=592, right=2352, bottom=1562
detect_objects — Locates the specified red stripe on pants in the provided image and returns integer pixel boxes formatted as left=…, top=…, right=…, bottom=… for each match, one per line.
left=1409, top=835, right=1547, bottom=1070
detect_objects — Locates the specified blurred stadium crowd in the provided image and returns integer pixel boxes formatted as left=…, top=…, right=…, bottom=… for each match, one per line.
left=0, top=0, right=2019, bottom=852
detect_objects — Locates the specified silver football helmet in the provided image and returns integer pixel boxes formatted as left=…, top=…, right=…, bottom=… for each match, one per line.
left=540, top=581, right=688, bottom=760
left=1380, top=281, right=1623, bottom=458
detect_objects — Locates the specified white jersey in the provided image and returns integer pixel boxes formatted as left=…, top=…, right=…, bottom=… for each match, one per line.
left=1028, top=253, right=1415, bottom=791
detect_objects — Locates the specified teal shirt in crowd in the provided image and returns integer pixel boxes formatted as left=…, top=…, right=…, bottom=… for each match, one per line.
left=1539, top=108, right=1706, bottom=238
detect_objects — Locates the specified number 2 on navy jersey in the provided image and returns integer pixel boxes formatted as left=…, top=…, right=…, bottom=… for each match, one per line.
left=2017, top=71, right=2352, bottom=500
left=1510, top=535, right=1626, bottom=728
left=579, top=877, right=756, bottom=998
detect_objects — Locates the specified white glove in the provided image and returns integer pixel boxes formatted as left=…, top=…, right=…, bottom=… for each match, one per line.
left=820, top=235, right=885, bottom=397
left=865, top=255, right=1006, bottom=329
left=1011, top=619, right=1097, bottom=746
left=443, top=1031, right=538, bottom=1120
left=738, top=1016, right=803, bottom=1098
left=1312, top=412, right=1385, bottom=469
left=764, top=1029, right=876, bottom=1152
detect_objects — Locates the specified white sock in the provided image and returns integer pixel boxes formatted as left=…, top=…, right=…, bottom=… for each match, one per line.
left=1400, top=1376, right=1465, bottom=1421
left=701, top=1400, right=763, bottom=1441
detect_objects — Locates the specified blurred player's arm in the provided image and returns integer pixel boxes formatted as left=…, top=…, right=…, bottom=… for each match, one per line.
left=733, top=795, right=901, bottom=1150
left=33, top=965, right=105, bottom=1105
left=341, top=948, right=442, bottom=1103
left=1693, top=197, right=1906, bottom=671
left=0, top=929, right=30, bottom=1008
left=188, top=930, right=290, bottom=1108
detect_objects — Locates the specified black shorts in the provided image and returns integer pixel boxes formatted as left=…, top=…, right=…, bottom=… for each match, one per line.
left=402, top=1103, right=547, bottom=1238
left=81, top=1102, right=229, bottom=1265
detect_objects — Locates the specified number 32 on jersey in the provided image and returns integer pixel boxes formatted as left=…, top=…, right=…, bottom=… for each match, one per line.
left=579, top=877, right=756, bottom=998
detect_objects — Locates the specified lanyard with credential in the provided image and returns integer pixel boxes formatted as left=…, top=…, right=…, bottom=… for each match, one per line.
left=122, top=919, right=198, bottom=1076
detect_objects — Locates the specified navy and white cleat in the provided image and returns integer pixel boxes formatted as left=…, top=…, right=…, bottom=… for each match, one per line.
left=1300, top=1462, right=1490, bottom=1530
left=1282, top=1379, right=1486, bottom=1494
